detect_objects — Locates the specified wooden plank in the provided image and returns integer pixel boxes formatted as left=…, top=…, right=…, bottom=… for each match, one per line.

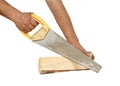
left=39, top=57, right=92, bottom=74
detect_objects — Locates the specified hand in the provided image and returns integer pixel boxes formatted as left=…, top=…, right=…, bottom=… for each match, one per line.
left=14, top=12, right=38, bottom=33
left=87, top=51, right=95, bottom=60
left=69, top=41, right=95, bottom=60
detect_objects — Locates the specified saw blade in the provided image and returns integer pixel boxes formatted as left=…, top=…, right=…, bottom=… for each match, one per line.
left=33, top=29, right=102, bottom=73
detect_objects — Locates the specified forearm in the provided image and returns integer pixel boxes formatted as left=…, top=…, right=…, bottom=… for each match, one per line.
left=45, top=0, right=79, bottom=43
left=0, top=0, right=21, bottom=22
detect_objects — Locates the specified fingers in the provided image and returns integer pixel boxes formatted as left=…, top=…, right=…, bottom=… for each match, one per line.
left=17, top=12, right=38, bottom=33
left=87, top=51, right=95, bottom=60
left=24, top=16, right=38, bottom=33
left=23, top=18, right=38, bottom=33
left=25, top=24, right=35, bottom=32
left=31, top=18, right=38, bottom=27
left=19, top=22, right=35, bottom=33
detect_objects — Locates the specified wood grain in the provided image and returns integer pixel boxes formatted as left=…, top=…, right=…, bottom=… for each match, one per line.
left=39, top=57, right=91, bottom=74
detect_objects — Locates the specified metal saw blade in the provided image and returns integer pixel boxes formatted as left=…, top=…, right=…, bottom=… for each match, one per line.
left=33, top=29, right=102, bottom=73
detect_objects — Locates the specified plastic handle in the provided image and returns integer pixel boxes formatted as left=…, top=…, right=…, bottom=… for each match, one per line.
left=21, top=14, right=50, bottom=40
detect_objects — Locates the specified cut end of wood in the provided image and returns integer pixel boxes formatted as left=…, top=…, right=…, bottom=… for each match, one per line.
left=38, top=57, right=92, bottom=74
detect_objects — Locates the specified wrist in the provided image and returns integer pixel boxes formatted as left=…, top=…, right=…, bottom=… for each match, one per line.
left=10, top=10, right=22, bottom=23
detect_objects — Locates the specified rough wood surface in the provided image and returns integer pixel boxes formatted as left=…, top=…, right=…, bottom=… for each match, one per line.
left=39, top=57, right=91, bottom=74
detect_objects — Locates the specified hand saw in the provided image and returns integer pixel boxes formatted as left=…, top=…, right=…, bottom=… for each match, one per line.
left=21, top=14, right=102, bottom=73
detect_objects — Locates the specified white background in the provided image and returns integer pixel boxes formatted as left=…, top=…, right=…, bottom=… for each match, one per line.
left=0, top=0, right=120, bottom=86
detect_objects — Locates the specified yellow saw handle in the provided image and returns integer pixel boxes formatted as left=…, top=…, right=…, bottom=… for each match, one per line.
left=21, top=14, right=50, bottom=40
